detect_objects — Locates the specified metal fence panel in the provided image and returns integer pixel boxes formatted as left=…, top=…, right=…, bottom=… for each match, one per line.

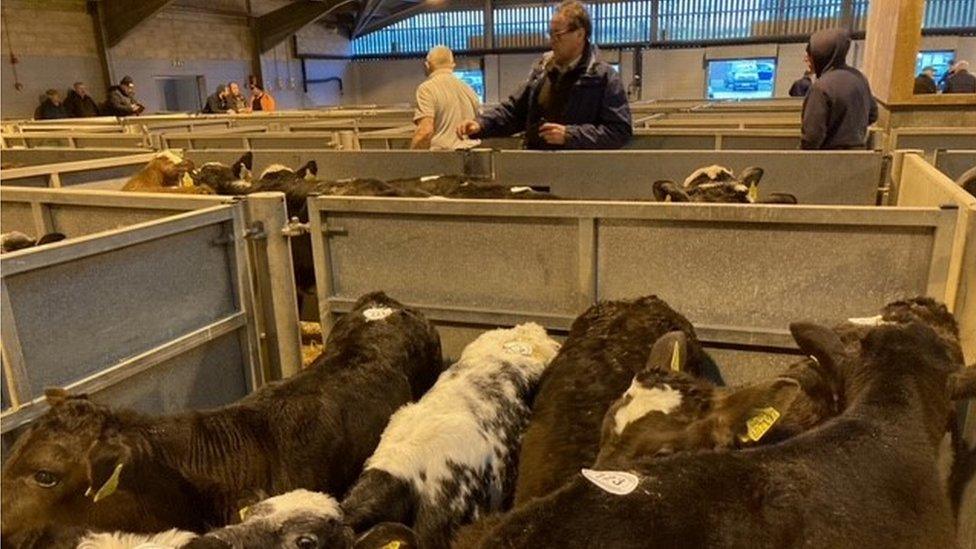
left=184, top=150, right=466, bottom=181
left=597, top=213, right=942, bottom=347
left=935, top=150, right=976, bottom=182
left=0, top=205, right=261, bottom=434
left=309, top=198, right=957, bottom=358
left=0, top=148, right=147, bottom=167
left=492, top=150, right=883, bottom=205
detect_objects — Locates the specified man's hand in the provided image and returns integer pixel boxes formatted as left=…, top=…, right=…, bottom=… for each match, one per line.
left=457, top=120, right=481, bottom=138
left=539, top=123, right=567, bottom=145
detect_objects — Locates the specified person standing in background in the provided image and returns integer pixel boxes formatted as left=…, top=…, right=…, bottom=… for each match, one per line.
left=105, top=76, right=145, bottom=116
left=35, top=89, right=68, bottom=119
left=800, top=28, right=877, bottom=150
left=64, top=82, right=99, bottom=117
left=944, top=61, right=976, bottom=93
left=456, top=1, right=631, bottom=149
left=411, top=45, right=481, bottom=150
left=249, top=84, right=276, bottom=112
left=203, top=84, right=233, bottom=113
left=913, top=66, right=938, bottom=94
left=789, top=70, right=814, bottom=97
left=226, top=82, right=249, bottom=112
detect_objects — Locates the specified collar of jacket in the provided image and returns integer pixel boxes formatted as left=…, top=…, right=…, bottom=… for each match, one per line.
left=537, top=43, right=601, bottom=78
left=428, top=68, right=455, bottom=78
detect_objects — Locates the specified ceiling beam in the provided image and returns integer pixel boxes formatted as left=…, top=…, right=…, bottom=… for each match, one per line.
left=357, top=1, right=435, bottom=36
left=351, top=0, right=387, bottom=38
left=102, top=0, right=175, bottom=47
left=255, top=0, right=355, bottom=53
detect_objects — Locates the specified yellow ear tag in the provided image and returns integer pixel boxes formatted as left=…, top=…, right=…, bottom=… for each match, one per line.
left=91, top=462, right=124, bottom=503
left=181, top=172, right=194, bottom=188
left=670, top=341, right=681, bottom=372
left=747, top=182, right=759, bottom=202
left=238, top=505, right=251, bottom=522
left=738, top=407, right=781, bottom=443
left=380, top=542, right=402, bottom=549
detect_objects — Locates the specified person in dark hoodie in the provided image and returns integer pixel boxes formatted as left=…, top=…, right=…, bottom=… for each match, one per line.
left=789, top=70, right=813, bottom=97
left=456, top=0, right=631, bottom=149
left=63, top=82, right=100, bottom=117
left=800, top=28, right=877, bottom=150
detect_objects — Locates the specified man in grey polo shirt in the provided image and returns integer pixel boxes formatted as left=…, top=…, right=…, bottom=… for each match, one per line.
left=411, top=45, right=481, bottom=150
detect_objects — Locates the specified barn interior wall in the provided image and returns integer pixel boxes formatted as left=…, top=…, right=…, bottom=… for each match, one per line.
left=1, top=0, right=973, bottom=119
left=0, top=0, right=105, bottom=119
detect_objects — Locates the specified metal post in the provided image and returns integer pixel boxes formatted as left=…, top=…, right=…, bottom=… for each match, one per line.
left=244, top=192, right=302, bottom=379
left=484, top=0, right=495, bottom=49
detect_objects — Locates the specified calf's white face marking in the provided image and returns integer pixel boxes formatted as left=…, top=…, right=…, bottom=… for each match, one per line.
left=259, top=164, right=294, bottom=179
left=363, top=307, right=395, bottom=322
left=613, top=382, right=683, bottom=434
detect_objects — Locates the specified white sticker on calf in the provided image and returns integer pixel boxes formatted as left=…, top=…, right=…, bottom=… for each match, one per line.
left=847, top=315, right=886, bottom=326
left=509, top=186, right=532, bottom=194
left=581, top=468, right=639, bottom=496
left=363, top=307, right=395, bottom=322
left=503, top=341, right=534, bottom=356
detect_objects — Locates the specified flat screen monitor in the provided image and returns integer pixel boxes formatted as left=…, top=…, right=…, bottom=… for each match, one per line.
left=915, top=50, right=955, bottom=84
left=706, top=58, right=776, bottom=100
left=454, top=69, right=486, bottom=103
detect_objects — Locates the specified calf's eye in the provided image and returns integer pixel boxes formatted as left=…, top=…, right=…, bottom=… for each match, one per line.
left=295, top=534, right=318, bottom=549
left=33, top=470, right=60, bottom=488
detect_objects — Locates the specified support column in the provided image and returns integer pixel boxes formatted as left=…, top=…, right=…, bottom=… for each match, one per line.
left=862, top=0, right=924, bottom=106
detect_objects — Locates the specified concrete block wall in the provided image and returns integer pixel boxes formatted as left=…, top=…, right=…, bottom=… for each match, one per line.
left=0, top=0, right=104, bottom=119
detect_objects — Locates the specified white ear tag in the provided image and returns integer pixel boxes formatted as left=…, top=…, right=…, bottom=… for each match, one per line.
left=581, top=468, right=639, bottom=496
left=503, top=341, right=533, bottom=356
left=363, top=307, right=395, bottom=322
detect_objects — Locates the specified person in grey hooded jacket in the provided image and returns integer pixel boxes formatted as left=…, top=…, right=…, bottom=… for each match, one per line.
left=801, top=28, right=877, bottom=150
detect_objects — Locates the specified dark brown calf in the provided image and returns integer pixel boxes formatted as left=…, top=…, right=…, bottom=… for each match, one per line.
left=0, top=292, right=443, bottom=539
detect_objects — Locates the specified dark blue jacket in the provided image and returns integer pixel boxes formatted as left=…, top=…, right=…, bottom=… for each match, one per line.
left=475, top=44, right=632, bottom=149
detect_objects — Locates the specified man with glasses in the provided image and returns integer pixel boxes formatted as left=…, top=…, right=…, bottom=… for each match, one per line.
left=457, top=0, right=631, bottom=149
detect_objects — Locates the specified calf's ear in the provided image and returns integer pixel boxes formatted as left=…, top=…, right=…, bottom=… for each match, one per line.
left=949, top=366, right=976, bottom=400
left=714, top=378, right=802, bottom=445
left=85, top=437, right=132, bottom=503
left=297, top=160, right=318, bottom=179
left=652, top=180, right=690, bottom=202
left=234, top=151, right=254, bottom=175
left=645, top=331, right=689, bottom=373
left=790, top=322, right=846, bottom=382
left=738, top=166, right=764, bottom=187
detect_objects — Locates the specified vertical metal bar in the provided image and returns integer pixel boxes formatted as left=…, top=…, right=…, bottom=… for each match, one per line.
left=484, top=0, right=493, bottom=50
left=577, top=217, right=598, bottom=310
left=30, top=201, right=55, bottom=236
left=0, top=279, right=32, bottom=407
left=229, top=203, right=264, bottom=392
left=49, top=172, right=62, bottom=189
left=308, top=199, right=338, bottom=339
left=244, top=193, right=302, bottom=380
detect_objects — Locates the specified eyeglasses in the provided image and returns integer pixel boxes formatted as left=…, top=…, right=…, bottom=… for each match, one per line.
left=548, top=26, right=578, bottom=39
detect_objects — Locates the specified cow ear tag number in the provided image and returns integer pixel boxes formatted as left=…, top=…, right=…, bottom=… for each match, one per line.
left=363, top=307, right=395, bottom=322
left=739, top=407, right=781, bottom=443
left=580, top=468, right=639, bottom=496
left=89, top=462, right=124, bottom=503
left=504, top=341, right=534, bottom=356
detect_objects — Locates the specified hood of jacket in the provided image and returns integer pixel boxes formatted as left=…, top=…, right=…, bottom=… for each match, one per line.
left=807, top=28, right=851, bottom=77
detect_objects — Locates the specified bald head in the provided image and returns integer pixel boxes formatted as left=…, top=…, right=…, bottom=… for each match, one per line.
left=426, top=45, right=455, bottom=70
left=954, top=60, right=969, bottom=71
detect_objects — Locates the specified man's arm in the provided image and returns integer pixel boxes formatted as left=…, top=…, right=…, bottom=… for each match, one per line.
left=411, top=117, right=435, bottom=149
left=474, top=68, right=535, bottom=138
left=800, top=87, right=829, bottom=150
left=563, top=71, right=633, bottom=149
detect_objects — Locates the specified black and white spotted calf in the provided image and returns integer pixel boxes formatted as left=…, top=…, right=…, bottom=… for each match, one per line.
left=339, top=323, right=560, bottom=549
left=652, top=164, right=797, bottom=204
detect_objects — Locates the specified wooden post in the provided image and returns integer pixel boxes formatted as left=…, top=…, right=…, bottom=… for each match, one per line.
left=862, top=0, right=924, bottom=106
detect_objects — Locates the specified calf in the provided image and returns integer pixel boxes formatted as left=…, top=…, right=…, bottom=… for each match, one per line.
left=652, top=164, right=797, bottom=204
left=193, top=324, right=560, bottom=549
left=0, top=292, right=443, bottom=538
left=341, top=323, right=560, bottom=549
left=188, top=152, right=253, bottom=195
left=121, top=151, right=211, bottom=195
left=1, top=231, right=66, bottom=254
left=595, top=330, right=838, bottom=469
left=512, top=296, right=720, bottom=506
left=477, top=320, right=976, bottom=549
